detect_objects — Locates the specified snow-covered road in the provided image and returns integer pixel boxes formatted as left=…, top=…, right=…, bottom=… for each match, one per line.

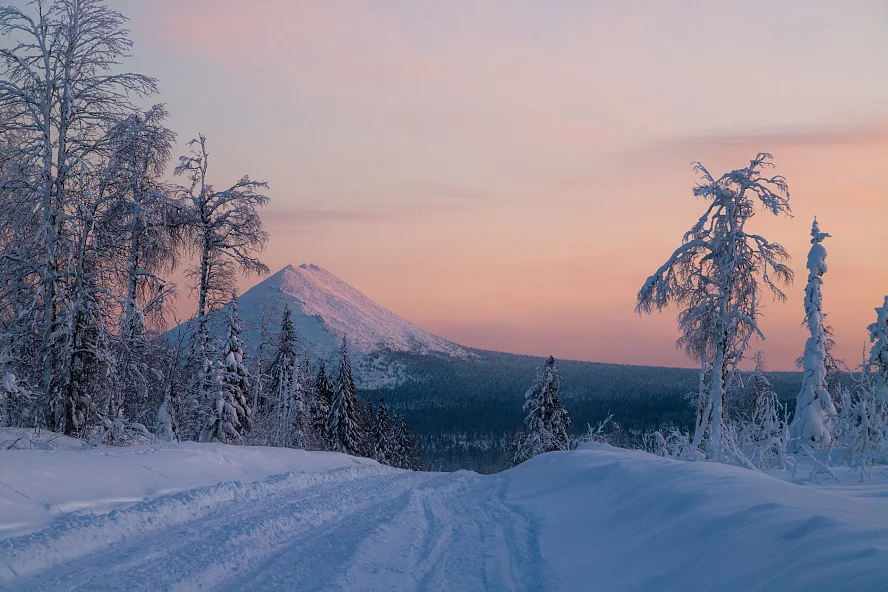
left=3, top=467, right=547, bottom=591
left=2, top=438, right=887, bottom=591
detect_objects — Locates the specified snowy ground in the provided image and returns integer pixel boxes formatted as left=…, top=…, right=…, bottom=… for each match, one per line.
left=1, top=433, right=887, bottom=591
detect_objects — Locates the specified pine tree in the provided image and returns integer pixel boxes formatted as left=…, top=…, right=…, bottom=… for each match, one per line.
left=514, top=356, right=572, bottom=464
left=327, top=337, right=360, bottom=455
left=313, top=361, right=334, bottom=449
left=373, top=394, right=391, bottom=464
left=200, top=293, right=252, bottom=443
left=790, top=219, right=837, bottom=450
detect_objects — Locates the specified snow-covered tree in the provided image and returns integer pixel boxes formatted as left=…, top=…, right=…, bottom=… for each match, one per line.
left=790, top=219, right=837, bottom=450
left=269, top=305, right=297, bottom=417
left=200, top=293, right=252, bottom=443
left=636, top=153, right=793, bottom=459
left=390, top=411, right=422, bottom=470
left=175, top=135, right=269, bottom=416
left=373, top=394, right=392, bottom=464
left=356, top=394, right=374, bottom=457
left=327, top=337, right=360, bottom=455
left=102, top=105, right=183, bottom=427
left=831, top=306, right=888, bottom=479
left=514, top=356, right=572, bottom=464
left=313, top=361, right=333, bottom=448
left=0, top=0, right=158, bottom=434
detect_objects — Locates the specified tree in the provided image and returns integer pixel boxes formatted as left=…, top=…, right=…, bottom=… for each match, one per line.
left=790, top=219, right=837, bottom=450
left=514, top=356, right=571, bottom=464
left=327, top=337, right=360, bottom=455
left=175, top=135, right=269, bottom=417
left=102, top=105, right=183, bottom=427
left=373, top=394, right=391, bottom=464
left=200, top=293, right=252, bottom=443
left=268, top=305, right=296, bottom=419
left=0, top=0, right=158, bottom=434
left=313, top=361, right=333, bottom=448
left=391, top=410, right=422, bottom=470
left=636, top=153, right=793, bottom=459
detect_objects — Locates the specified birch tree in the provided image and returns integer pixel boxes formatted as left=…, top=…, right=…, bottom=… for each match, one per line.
left=636, top=153, right=793, bottom=459
left=0, top=0, right=156, bottom=433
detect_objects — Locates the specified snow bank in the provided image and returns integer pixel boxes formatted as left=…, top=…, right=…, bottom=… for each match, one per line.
left=506, top=443, right=888, bottom=592
left=0, top=435, right=379, bottom=537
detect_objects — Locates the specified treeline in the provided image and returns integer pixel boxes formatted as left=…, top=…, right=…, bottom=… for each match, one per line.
left=0, top=0, right=424, bottom=468
left=0, top=0, right=269, bottom=442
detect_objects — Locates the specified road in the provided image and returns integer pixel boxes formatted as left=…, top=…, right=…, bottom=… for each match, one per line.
left=0, top=466, right=551, bottom=591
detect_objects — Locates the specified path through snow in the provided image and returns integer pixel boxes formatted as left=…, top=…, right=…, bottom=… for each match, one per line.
left=1, top=441, right=887, bottom=591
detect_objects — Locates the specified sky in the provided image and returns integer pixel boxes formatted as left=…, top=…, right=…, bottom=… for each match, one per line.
left=94, top=0, right=888, bottom=369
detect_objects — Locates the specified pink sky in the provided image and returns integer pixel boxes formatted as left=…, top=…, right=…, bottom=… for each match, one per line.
left=109, top=0, right=888, bottom=369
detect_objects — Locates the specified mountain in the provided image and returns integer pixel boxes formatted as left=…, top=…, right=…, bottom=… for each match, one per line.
left=184, top=264, right=470, bottom=388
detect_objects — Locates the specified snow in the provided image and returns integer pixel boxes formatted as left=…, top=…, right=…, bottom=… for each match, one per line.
left=1, top=437, right=887, bottom=590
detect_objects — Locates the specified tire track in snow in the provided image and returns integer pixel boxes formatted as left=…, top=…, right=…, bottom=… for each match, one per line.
left=2, top=468, right=551, bottom=591
left=0, top=465, right=398, bottom=589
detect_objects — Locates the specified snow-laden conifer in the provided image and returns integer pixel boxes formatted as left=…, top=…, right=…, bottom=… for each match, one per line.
left=373, top=394, right=391, bottom=464
left=200, top=293, right=252, bottom=443
left=313, top=361, right=334, bottom=449
left=327, top=337, right=360, bottom=455
left=637, top=153, right=793, bottom=459
left=514, top=356, right=571, bottom=464
left=790, top=219, right=837, bottom=450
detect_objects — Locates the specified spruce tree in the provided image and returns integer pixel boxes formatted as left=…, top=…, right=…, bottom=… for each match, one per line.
left=200, top=293, right=252, bottom=443
left=515, top=356, right=572, bottom=464
left=267, top=306, right=297, bottom=445
left=313, top=361, right=334, bottom=449
left=373, top=394, right=391, bottom=464
left=327, top=337, right=360, bottom=455
left=268, top=306, right=297, bottom=415
left=391, top=411, right=422, bottom=470
left=357, top=395, right=374, bottom=457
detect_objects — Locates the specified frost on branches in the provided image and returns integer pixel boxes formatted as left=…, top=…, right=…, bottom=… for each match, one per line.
left=789, top=219, right=837, bottom=450
left=514, top=356, right=572, bottom=465
left=636, top=153, right=793, bottom=460
left=200, top=294, right=252, bottom=443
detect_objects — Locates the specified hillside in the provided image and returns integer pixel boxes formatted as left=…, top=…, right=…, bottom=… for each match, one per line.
left=366, top=349, right=803, bottom=472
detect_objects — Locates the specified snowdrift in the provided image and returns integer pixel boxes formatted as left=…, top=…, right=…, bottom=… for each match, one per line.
left=507, top=443, right=888, bottom=591
left=0, top=435, right=380, bottom=538
left=1, top=437, right=886, bottom=590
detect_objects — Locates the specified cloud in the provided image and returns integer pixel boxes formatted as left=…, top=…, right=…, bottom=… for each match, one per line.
left=633, top=123, right=888, bottom=160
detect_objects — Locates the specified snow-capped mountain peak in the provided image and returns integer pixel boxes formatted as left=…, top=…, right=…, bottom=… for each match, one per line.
left=224, top=264, right=469, bottom=386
